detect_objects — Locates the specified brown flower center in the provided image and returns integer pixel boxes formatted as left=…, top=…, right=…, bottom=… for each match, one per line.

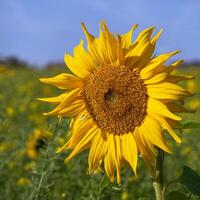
left=82, top=65, right=148, bottom=135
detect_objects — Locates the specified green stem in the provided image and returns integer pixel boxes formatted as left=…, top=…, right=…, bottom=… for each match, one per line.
left=34, top=119, right=59, bottom=200
left=152, top=149, right=165, bottom=200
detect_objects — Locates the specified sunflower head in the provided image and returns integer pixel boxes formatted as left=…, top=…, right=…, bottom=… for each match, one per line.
left=39, top=22, right=193, bottom=184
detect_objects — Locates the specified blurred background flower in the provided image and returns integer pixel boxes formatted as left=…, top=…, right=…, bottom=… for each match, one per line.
left=26, top=128, right=50, bottom=159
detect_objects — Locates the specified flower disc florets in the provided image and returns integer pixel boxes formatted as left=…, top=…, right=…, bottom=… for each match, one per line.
left=83, top=65, right=148, bottom=134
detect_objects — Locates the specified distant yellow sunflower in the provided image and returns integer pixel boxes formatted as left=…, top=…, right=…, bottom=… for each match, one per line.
left=0, top=64, right=7, bottom=73
left=39, top=22, right=193, bottom=184
left=26, top=128, right=50, bottom=159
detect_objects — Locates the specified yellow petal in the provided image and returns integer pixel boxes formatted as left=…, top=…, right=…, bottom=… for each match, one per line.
left=116, top=34, right=125, bottom=64
left=64, top=53, right=92, bottom=78
left=65, top=125, right=99, bottom=162
left=151, top=29, right=163, bottom=45
left=148, top=98, right=181, bottom=120
left=121, top=133, right=138, bottom=174
left=134, top=26, right=155, bottom=44
left=144, top=72, right=167, bottom=84
left=148, top=81, right=187, bottom=91
left=86, top=21, right=123, bottom=66
left=115, top=135, right=122, bottom=184
left=148, top=90, right=187, bottom=101
left=147, top=82, right=190, bottom=101
left=140, top=50, right=180, bottom=80
left=81, top=22, right=95, bottom=42
left=40, top=73, right=83, bottom=89
left=139, top=117, right=172, bottom=153
left=101, top=21, right=119, bottom=64
left=81, top=22, right=106, bottom=65
left=125, top=27, right=155, bottom=67
left=38, top=93, right=68, bottom=104
left=134, top=128, right=155, bottom=163
left=72, top=111, right=92, bottom=133
left=75, top=40, right=97, bottom=71
left=44, top=88, right=82, bottom=116
left=57, top=100, right=85, bottom=116
left=104, top=134, right=116, bottom=183
left=88, top=132, right=107, bottom=174
left=134, top=29, right=163, bottom=68
left=58, top=118, right=94, bottom=152
left=161, top=119, right=181, bottom=143
left=164, top=60, right=184, bottom=74
left=121, top=24, right=138, bottom=48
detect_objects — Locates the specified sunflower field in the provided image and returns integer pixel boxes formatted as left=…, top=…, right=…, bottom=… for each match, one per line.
left=0, top=64, right=199, bottom=200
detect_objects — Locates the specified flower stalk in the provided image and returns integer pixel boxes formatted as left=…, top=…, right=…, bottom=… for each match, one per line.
left=153, top=149, right=165, bottom=200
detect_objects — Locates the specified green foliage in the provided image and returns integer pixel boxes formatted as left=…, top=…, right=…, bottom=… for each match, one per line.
left=181, top=121, right=200, bottom=129
left=179, top=166, right=200, bottom=196
left=166, top=191, right=188, bottom=200
left=0, top=67, right=200, bottom=199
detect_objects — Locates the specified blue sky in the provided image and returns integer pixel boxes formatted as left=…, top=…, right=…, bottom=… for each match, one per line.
left=1, top=0, right=200, bottom=67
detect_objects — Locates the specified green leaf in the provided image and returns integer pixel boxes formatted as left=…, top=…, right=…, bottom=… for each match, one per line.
left=179, top=165, right=200, bottom=196
left=166, top=191, right=188, bottom=200
left=181, top=120, right=200, bottom=129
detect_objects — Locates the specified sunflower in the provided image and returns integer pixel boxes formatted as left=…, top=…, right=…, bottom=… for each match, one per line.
left=39, top=22, right=193, bottom=184
left=26, top=128, right=50, bottom=159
